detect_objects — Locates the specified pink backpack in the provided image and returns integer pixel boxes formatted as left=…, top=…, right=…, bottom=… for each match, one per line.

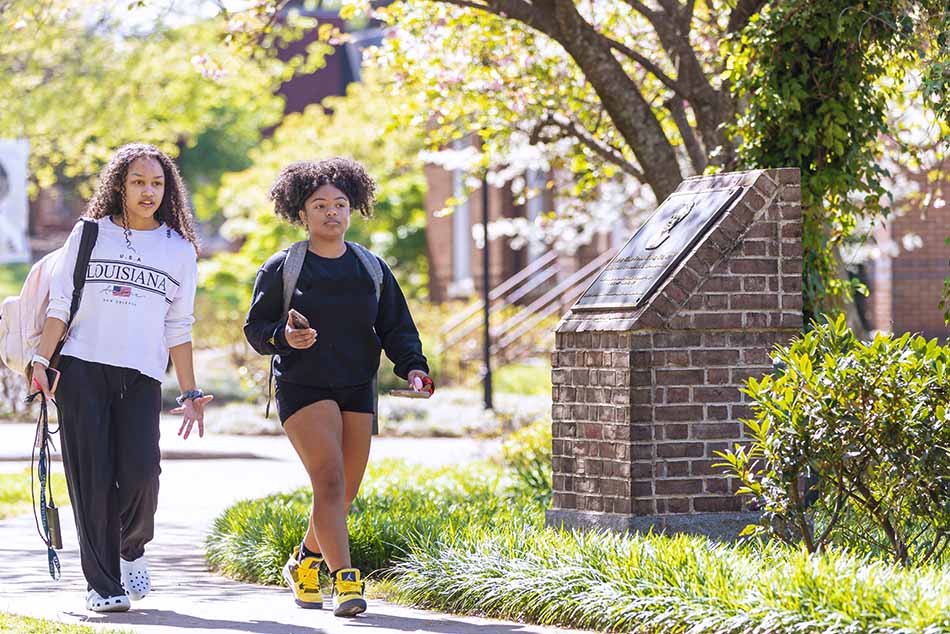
left=0, top=220, right=98, bottom=380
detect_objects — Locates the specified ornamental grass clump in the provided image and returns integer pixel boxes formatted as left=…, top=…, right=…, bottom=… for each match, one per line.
left=389, top=522, right=950, bottom=633
left=717, top=314, right=950, bottom=565
left=206, top=459, right=544, bottom=581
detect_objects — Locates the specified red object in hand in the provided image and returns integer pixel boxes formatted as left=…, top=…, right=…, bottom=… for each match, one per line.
left=420, top=375, right=435, bottom=395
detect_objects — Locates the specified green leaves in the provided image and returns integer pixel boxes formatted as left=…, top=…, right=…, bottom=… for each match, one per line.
left=726, top=1, right=949, bottom=320
left=719, top=314, right=950, bottom=565
left=501, top=420, right=552, bottom=504
left=0, top=0, right=291, bottom=197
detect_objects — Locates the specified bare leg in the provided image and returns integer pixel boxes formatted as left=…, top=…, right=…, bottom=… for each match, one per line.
left=301, top=411, right=372, bottom=554
left=341, top=411, right=373, bottom=513
left=284, top=400, right=349, bottom=571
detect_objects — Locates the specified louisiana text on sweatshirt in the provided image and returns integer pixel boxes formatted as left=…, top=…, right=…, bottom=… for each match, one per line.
left=47, top=217, right=198, bottom=382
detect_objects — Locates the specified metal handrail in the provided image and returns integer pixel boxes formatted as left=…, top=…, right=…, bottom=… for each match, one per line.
left=436, top=250, right=560, bottom=355
left=439, top=263, right=562, bottom=352
left=494, top=277, right=590, bottom=354
left=438, top=249, right=558, bottom=335
left=490, top=247, right=617, bottom=346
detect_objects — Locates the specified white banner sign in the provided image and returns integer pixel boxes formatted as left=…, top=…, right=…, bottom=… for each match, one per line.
left=0, top=140, right=30, bottom=264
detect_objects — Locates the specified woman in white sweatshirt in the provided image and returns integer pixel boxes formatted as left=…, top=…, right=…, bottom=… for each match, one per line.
left=31, top=143, right=213, bottom=612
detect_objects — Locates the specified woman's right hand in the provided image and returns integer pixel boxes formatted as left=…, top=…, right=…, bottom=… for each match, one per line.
left=31, top=364, right=54, bottom=399
left=285, top=321, right=317, bottom=349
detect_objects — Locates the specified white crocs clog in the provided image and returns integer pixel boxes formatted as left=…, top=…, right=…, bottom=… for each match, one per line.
left=86, top=589, right=130, bottom=612
left=120, top=556, right=151, bottom=601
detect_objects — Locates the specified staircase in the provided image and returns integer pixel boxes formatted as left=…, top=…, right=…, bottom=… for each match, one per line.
left=435, top=248, right=617, bottom=376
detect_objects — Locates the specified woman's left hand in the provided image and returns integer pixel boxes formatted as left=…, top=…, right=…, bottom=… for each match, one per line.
left=407, top=370, right=434, bottom=395
left=172, top=393, right=214, bottom=440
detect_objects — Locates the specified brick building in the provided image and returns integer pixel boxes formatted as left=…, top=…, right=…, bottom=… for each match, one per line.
left=866, top=196, right=950, bottom=340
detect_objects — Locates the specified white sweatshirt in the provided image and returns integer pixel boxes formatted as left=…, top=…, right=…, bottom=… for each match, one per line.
left=47, top=217, right=198, bottom=382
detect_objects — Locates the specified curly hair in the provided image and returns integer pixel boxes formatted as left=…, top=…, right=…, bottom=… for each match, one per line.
left=269, top=157, right=376, bottom=224
left=83, top=143, right=199, bottom=252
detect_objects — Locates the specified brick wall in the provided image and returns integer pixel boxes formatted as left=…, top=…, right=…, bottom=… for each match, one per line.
left=423, top=164, right=454, bottom=303
left=550, top=169, right=802, bottom=532
left=867, top=196, right=950, bottom=339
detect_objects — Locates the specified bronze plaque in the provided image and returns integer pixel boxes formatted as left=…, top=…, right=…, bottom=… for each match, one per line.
left=574, top=187, right=744, bottom=311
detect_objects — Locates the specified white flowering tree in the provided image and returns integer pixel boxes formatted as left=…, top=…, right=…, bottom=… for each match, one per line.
left=365, top=0, right=744, bottom=255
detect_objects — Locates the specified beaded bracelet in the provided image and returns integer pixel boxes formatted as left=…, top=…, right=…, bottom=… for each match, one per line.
left=175, top=388, right=205, bottom=406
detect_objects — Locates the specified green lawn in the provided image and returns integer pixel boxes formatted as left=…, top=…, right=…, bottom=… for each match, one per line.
left=0, top=612, right=128, bottom=633
left=0, top=467, right=69, bottom=520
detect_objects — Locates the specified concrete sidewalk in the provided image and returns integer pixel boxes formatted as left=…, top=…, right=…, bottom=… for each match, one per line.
left=0, top=428, right=587, bottom=634
left=0, top=418, right=504, bottom=464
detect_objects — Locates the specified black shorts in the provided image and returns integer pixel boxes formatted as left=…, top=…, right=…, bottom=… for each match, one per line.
left=275, top=380, right=375, bottom=425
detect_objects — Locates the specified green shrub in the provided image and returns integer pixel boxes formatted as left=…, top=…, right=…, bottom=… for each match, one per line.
left=207, top=441, right=950, bottom=633
left=206, top=459, right=544, bottom=581
left=205, top=488, right=310, bottom=585
left=500, top=419, right=552, bottom=503
left=717, top=314, right=950, bottom=565
left=389, top=519, right=950, bottom=633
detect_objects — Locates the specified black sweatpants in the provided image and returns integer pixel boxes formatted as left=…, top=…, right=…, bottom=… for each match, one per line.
left=56, top=355, right=162, bottom=598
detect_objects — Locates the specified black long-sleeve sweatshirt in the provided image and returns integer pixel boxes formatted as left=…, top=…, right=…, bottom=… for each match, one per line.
left=244, top=245, right=428, bottom=388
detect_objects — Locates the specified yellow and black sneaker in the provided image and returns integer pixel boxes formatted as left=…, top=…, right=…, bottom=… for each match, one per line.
left=331, top=568, right=367, bottom=617
left=281, top=546, right=323, bottom=609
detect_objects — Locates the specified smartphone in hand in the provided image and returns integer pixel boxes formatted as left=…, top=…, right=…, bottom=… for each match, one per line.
left=46, top=367, right=61, bottom=393
left=288, top=308, right=310, bottom=330
left=31, top=366, right=61, bottom=399
left=389, top=389, right=432, bottom=399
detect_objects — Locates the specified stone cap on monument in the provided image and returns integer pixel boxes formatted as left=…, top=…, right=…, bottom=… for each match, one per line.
left=558, top=168, right=800, bottom=333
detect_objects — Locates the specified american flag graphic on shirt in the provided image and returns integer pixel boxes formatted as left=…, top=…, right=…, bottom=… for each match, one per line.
left=111, top=285, right=132, bottom=297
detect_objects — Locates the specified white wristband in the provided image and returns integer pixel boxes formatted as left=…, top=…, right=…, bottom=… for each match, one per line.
left=32, top=354, right=50, bottom=368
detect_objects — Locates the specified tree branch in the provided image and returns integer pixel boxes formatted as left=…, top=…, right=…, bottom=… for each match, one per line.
left=622, top=0, right=733, bottom=169
left=548, top=0, right=681, bottom=197
left=599, top=32, right=685, bottom=96
left=430, top=0, right=683, bottom=197
left=727, top=0, right=768, bottom=33
left=429, top=0, right=561, bottom=34
left=485, top=0, right=560, bottom=34
left=658, top=0, right=696, bottom=33
left=530, top=113, right=646, bottom=181
left=682, top=0, right=697, bottom=31
left=665, top=97, right=706, bottom=173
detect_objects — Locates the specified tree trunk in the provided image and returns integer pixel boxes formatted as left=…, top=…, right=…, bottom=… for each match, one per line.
left=546, top=0, right=683, bottom=200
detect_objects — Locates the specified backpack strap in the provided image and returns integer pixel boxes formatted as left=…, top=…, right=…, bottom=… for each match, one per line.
left=282, top=241, right=309, bottom=317
left=347, top=241, right=383, bottom=301
left=66, top=219, right=99, bottom=331
left=265, top=241, right=308, bottom=419
left=30, top=219, right=97, bottom=573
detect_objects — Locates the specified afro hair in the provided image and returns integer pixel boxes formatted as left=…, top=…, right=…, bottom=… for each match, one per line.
left=269, top=157, right=376, bottom=224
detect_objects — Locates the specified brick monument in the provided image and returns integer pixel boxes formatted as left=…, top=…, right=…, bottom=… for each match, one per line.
left=547, top=168, right=802, bottom=538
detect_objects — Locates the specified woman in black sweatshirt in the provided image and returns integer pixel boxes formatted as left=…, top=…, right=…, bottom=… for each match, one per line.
left=244, top=157, right=432, bottom=618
